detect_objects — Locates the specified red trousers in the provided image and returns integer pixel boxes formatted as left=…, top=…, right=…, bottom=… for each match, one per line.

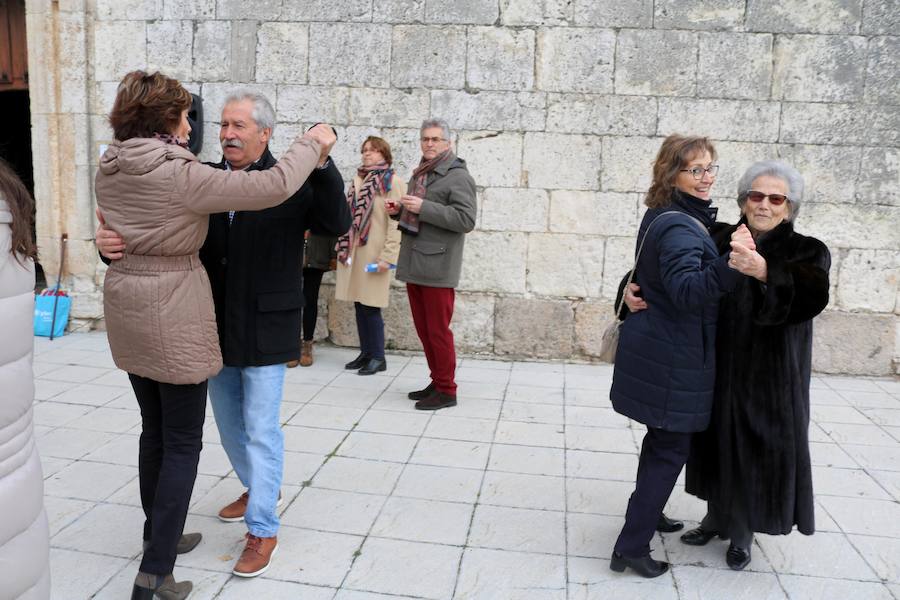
left=406, top=283, right=457, bottom=395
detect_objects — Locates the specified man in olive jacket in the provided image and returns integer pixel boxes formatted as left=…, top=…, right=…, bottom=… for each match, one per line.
left=394, top=118, right=477, bottom=410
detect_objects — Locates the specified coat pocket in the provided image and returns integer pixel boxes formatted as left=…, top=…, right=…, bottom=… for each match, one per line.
left=409, top=240, right=447, bottom=281
left=256, top=290, right=303, bottom=354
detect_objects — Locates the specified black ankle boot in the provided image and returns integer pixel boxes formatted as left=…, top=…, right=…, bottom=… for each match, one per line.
left=345, top=353, right=369, bottom=370
left=131, top=572, right=192, bottom=600
left=726, top=544, right=752, bottom=570
left=609, top=551, right=669, bottom=578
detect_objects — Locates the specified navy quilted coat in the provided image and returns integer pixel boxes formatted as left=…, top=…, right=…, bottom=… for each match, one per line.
left=610, top=191, right=741, bottom=433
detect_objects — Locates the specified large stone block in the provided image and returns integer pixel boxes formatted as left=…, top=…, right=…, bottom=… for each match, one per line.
left=280, top=0, right=372, bottom=21
left=308, top=23, right=391, bottom=87
left=57, top=11, right=89, bottom=114
left=812, top=311, right=896, bottom=375
left=95, top=0, right=160, bottom=19
left=527, top=233, right=605, bottom=298
left=391, top=25, right=467, bottom=89
left=773, top=35, right=868, bottom=102
left=658, top=98, right=780, bottom=142
left=424, top=0, right=498, bottom=24
left=655, top=0, right=744, bottom=30
left=164, top=0, right=215, bottom=19
left=573, top=0, right=652, bottom=27
left=836, top=249, right=900, bottom=312
left=861, top=0, right=900, bottom=33
left=600, top=136, right=661, bottom=194
left=500, top=0, right=571, bottom=25
left=372, top=0, right=425, bottom=22
left=602, top=236, right=637, bottom=301
left=575, top=300, right=617, bottom=358
left=231, top=20, right=257, bottom=83
left=216, top=0, right=280, bottom=19
left=255, top=23, right=308, bottom=83
left=457, top=131, right=524, bottom=188
left=494, top=297, right=575, bottom=358
left=467, top=27, right=535, bottom=92
left=481, top=188, right=549, bottom=233
left=193, top=20, right=232, bottom=82
left=856, top=147, right=900, bottom=206
left=384, top=287, right=424, bottom=351
left=746, top=0, right=862, bottom=33
left=779, top=102, right=867, bottom=145
left=349, top=88, right=429, bottom=128
left=697, top=33, right=773, bottom=100
left=546, top=94, right=656, bottom=136
left=536, top=28, right=615, bottom=94
left=452, top=293, right=496, bottom=352
left=148, top=21, right=193, bottom=82
left=430, top=90, right=546, bottom=131
left=802, top=203, right=900, bottom=250
left=277, top=86, right=349, bottom=124
left=458, top=231, right=527, bottom=294
left=615, top=30, right=697, bottom=97
left=523, top=133, right=603, bottom=191
left=866, top=105, right=900, bottom=147
left=93, top=20, right=146, bottom=82
left=774, top=144, right=860, bottom=204
left=549, top=191, right=639, bottom=236
left=712, top=141, right=778, bottom=200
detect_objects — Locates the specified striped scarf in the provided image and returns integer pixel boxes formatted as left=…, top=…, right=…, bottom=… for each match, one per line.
left=399, top=149, right=454, bottom=236
left=336, top=162, right=393, bottom=265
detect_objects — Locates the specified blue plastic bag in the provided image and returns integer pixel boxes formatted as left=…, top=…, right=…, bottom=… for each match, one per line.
left=34, top=289, right=71, bottom=338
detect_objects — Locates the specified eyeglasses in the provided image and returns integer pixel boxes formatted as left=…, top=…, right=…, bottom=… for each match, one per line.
left=420, top=136, right=446, bottom=145
left=746, top=190, right=788, bottom=206
left=680, top=165, right=719, bottom=180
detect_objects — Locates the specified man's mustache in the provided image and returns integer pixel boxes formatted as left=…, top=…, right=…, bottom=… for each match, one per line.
left=221, top=139, right=244, bottom=150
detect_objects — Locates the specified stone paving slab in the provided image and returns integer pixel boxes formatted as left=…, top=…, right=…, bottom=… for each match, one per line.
left=32, top=332, right=900, bottom=599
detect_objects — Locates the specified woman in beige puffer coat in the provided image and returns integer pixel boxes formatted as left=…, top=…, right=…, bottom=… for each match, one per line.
left=94, top=71, right=334, bottom=600
left=0, top=159, right=50, bottom=599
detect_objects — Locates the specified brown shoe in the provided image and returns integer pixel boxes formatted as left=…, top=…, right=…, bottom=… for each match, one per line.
left=218, top=491, right=284, bottom=522
left=218, top=491, right=249, bottom=522
left=414, top=391, right=457, bottom=411
left=299, top=340, right=314, bottom=367
left=232, top=533, right=278, bottom=577
left=286, top=359, right=300, bottom=368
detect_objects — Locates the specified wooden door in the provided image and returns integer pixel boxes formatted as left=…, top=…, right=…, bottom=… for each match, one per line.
left=0, top=0, right=28, bottom=90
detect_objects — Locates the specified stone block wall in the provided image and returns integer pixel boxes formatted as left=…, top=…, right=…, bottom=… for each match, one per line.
left=25, top=0, right=900, bottom=374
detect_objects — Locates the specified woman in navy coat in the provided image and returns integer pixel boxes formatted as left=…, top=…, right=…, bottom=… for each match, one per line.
left=609, top=134, right=742, bottom=578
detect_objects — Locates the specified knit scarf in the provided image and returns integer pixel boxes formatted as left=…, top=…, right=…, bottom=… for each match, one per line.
left=336, top=162, right=393, bottom=265
left=399, top=149, right=455, bottom=235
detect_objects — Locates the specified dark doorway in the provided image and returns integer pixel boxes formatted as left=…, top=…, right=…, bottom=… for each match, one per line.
left=1, top=0, right=42, bottom=286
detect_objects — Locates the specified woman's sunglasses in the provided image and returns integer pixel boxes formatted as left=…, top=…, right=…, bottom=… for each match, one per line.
left=746, top=190, right=788, bottom=206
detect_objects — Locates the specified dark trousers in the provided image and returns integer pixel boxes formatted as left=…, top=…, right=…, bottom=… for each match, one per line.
left=701, top=498, right=753, bottom=549
left=129, top=373, right=207, bottom=575
left=614, top=426, right=692, bottom=557
left=301, top=267, right=326, bottom=341
left=406, top=283, right=457, bottom=395
left=355, top=302, right=385, bottom=359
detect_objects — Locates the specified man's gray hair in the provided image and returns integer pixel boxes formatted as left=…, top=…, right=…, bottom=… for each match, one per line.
left=736, top=159, right=804, bottom=221
left=224, top=89, right=276, bottom=134
left=420, top=118, right=451, bottom=141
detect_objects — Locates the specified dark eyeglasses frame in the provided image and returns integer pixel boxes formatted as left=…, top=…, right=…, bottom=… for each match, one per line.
left=746, top=190, right=788, bottom=206
left=679, top=165, right=719, bottom=180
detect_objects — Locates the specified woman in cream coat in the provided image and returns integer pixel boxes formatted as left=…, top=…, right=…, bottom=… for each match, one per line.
left=0, top=159, right=50, bottom=599
left=335, top=136, right=404, bottom=375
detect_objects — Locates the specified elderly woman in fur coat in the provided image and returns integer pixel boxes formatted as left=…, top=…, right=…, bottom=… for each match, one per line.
left=626, top=160, right=831, bottom=571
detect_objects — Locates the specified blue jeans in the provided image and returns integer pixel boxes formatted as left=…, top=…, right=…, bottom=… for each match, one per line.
left=208, top=364, right=285, bottom=538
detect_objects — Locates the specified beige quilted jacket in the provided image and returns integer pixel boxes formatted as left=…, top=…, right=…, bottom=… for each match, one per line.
left=95, top=136, right=320, bottom=384
left=0, top=198, right=50, bottom=599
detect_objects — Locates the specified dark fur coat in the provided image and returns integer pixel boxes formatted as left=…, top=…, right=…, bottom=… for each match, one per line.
left=684, top=218, right=831, bottom=536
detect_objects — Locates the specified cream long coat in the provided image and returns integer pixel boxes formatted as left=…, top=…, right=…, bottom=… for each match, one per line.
left=0, top=198, right=50, bottom=599
left=95, top=135, right=320, bottom=384
left=334, top=175, right=405, bottom=308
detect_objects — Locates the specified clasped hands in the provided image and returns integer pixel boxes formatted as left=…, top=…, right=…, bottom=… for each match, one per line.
left=385, top=195, right=424, bottom=216
left=623, top=224, right=768, bottom=313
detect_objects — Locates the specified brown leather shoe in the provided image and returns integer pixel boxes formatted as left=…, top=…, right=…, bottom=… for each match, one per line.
left=299, top=340, right=314, bottom=367
left=218, top=491, right=249, bottom=522
left=232, top=533, right=278, bottom=577
left=218, top=491, right=283, bottom=522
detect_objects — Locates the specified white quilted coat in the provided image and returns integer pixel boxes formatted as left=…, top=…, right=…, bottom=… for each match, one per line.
left=0, top=198, right=50, bottom=599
